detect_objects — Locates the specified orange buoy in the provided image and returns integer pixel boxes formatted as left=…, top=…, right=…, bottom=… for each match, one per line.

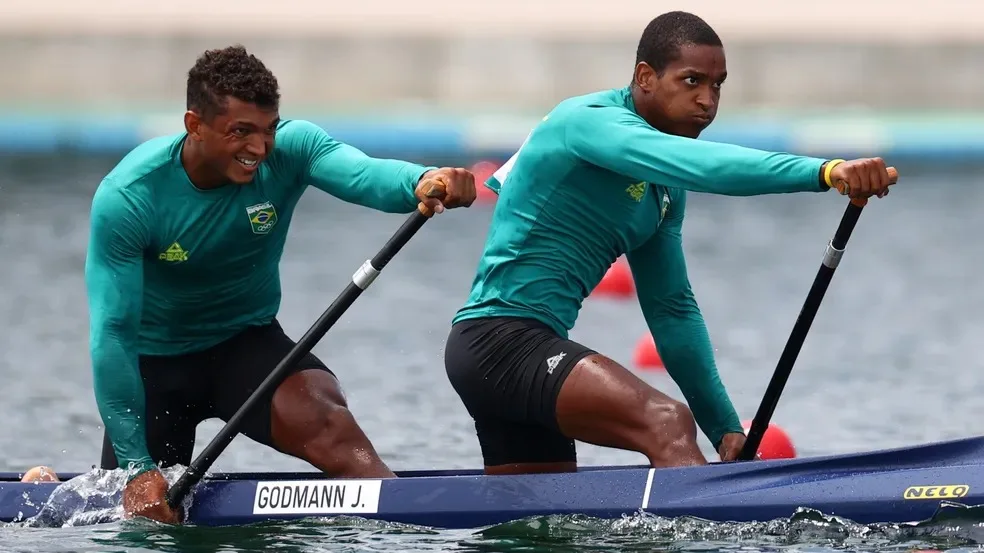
left=742, top=420, right=796, bottom=459
left=632, top=333, right=664, bottom=370
left=591, top=260, right=634, bottom=298
left=20, top=466, right=59, bottom=483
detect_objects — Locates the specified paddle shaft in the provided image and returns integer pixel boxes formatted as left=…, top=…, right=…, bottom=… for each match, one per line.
left=738, top=165, right=899, bottom=461
left=165, top=199, right=440, bottom=509
left=736, top=199, right=865, bottom=461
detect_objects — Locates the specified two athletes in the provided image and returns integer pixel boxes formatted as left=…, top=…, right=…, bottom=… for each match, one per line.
left=77, top=12, right=897, bottom=525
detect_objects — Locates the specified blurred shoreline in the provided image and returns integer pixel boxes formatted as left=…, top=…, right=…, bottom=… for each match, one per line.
left=1, top=109, right=982, bottom=164
left=4, top=34, right=981, bottom=112
left=2, top=2, right=982, bottom=161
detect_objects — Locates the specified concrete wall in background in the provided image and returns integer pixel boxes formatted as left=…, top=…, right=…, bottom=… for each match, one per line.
left=3, top=0, right=983, bottom=112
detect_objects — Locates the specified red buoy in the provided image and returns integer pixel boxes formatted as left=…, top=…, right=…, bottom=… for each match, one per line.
left=632, top=333, right=664, bottom=370
left=470, top=160, right=500, bottom=203
left=742, top=420, right=796, bottom=459
left=591, top=260, right=634, bottom=298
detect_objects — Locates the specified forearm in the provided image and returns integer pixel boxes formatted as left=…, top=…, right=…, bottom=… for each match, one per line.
left=567, top=106, right=829, bottom=196
left=310, top=148, right=433, bottom=213
left=603, top=138, right=825, bottom=196
left=644, top=308, right=742, bottom=448
left=91, top=335, right=154, bottom=478
left=627, top=189, right=742, bottom=448
left=341, top=157, right=429, bottom=213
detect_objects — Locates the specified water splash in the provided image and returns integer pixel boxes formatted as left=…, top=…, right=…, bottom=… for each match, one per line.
left=14, top=464, right=197, bottom=528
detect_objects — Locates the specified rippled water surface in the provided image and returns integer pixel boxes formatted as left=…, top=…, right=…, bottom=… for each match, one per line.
left=1, top=156, right=982, bottom=551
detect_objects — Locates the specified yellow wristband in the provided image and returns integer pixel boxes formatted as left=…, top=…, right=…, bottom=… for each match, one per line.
left=824, top=159, right=845, bottom=188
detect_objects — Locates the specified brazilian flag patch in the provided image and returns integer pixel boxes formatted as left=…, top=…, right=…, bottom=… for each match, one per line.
left=246, top=201, right=278, bottom=235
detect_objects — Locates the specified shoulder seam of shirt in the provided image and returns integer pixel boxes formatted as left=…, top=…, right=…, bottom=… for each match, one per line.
left=110, top=163, right=165, bottom=230
left=112, top=158, right=175, bottom=192
left=99, top=146, right=176, bottom=237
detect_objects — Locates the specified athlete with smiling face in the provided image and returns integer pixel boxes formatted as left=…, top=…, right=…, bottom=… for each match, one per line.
left=85, top=45, right=476, bottom=523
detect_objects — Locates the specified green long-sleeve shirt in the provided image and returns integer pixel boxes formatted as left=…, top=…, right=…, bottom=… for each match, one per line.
left=453, top=86, right=830, bottom=448
left=84, top=119, right=431, bottom=476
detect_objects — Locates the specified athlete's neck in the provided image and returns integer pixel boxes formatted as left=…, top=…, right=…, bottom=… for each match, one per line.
left=180, top=137, right=228, bottom=190
left=629, top=86, right=665, bottom=134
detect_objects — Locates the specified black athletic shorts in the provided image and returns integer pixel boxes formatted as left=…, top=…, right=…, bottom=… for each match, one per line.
left=99, top=319, right=335, bottom=470
left=444, top=316, right=596, bottom=466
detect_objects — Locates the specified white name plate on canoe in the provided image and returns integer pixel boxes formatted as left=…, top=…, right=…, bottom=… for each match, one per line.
left=253, top=479, right=382, bottom=515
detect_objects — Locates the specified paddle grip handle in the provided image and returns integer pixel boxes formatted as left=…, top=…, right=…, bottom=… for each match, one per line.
left=845, top=166, right=899, bottom=207
left=417, top=177, right=448, bottom=217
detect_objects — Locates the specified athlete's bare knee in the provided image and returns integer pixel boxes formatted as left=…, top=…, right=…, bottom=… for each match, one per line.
left=271, top=371, right=395, bottom=477
left=641, top=397, right=704, bottom=467
left=644, top=397, right=697, bottom=437
left=314, top=402, right=364, bottom=448
left=272, top=371, right=340, bottom=441
left=274, top=387, right=358, bottom=451
left=322, top=407, right=398, bottom=477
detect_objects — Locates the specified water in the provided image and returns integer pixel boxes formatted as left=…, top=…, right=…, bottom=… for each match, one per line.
left=8, top=511, right=984, bottom=553
left=1, top=155, right=983, bottom=551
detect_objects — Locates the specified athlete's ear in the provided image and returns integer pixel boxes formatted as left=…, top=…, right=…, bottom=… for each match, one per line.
left=633, top=62, right=656, bottom=94
left=184, top=111, right=204, bottom=141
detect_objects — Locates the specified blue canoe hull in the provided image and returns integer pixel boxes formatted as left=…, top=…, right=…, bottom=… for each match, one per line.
left=3, top=436, right=983, bottom=528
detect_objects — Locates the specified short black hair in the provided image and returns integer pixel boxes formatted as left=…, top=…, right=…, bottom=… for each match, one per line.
left=186, top=45, right=280, bottom=120
left=635, top=11, right=722, bottom=75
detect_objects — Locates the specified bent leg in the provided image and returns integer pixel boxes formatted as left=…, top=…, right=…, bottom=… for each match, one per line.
left=444, top=317, right=583, bottom=476
left=212, top=320, right=394, bottom=479
left=269, top=368, right=395, bottom=478
left=477, top=418, right=577, bottom=475
left=555, top=353, right=707, bottom=468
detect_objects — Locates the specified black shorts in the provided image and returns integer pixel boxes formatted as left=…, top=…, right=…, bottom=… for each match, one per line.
left=99, top=319, right=334, bottom=470
left=444, top=316, right=595, bottom=466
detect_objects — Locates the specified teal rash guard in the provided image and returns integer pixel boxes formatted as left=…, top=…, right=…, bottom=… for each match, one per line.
left=85, top=119, right=432, bottom=477
left=453, top=86, right=832, bottom=448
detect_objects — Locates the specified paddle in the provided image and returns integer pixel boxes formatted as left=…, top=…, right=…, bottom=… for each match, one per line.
left=164, top=181, right=448, bottom=511
left=737, top=167, right=898, bottom=462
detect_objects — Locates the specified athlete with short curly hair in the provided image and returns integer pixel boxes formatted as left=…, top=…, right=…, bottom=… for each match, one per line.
left=86, top=45, right=475, bottom=523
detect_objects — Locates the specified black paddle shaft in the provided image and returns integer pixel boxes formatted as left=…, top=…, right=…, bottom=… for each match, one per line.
left=737, top=199, right=865, bottom=461
left=166, top=206, right=435, bottom=509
